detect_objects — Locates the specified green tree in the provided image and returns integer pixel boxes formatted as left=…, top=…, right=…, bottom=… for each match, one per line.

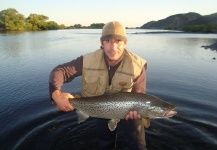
left=46, top=21, right=59, bottom=30
left=90, top=23, right=104, bottom=29
left=26, top=14, right=49, bottom=30
left=25, top=22, right=33, bottom=31
left=73, top=24, right=82, bottom=28
left=183, top=24, right=217, bottom=33
left=0, top=8, right=26, bottom=31
left=59, top=24, right=66, bottom=29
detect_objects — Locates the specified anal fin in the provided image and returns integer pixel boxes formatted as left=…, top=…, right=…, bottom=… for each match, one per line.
left=76, top=110, right=89, bottom=124
left=108, top=119, right=120, bottom=131
left=142, top=118, right=150, bottom=128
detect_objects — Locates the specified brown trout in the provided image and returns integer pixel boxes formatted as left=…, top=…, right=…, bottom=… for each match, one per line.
left=69, top=92, right=177, bottom=131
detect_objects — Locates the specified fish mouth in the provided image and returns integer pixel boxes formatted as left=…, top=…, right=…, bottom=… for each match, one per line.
left=163, top=108, right=177, bottom=117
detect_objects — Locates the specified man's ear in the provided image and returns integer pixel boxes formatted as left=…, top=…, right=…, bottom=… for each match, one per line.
left=100, top=41, right=104, bottom=49
left=124, top=41, right=127, bottom=48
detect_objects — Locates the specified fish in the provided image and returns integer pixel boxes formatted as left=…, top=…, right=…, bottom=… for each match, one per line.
left=69, top=92, right=177, bottom=131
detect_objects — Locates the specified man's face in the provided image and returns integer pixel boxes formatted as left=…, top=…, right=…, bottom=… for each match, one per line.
left=102, top=39, right=127, bottom=61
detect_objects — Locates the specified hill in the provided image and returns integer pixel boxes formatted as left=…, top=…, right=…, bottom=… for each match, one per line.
left=140, top=12, right=217, bottom=31
left=186, top=13, right=217, bottom=25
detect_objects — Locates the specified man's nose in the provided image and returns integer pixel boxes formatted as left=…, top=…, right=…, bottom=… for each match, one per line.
left=110, top=41, right=117, bottom=48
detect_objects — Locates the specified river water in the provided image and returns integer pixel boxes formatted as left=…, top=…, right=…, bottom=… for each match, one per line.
left=0, top=29, right=217, bottom=150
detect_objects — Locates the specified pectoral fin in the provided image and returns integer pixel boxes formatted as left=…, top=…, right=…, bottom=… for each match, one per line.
left=142, top=118, right=150, bottom=128
left=76, top=110, right=89, bottom=124
left=74, top=94, right=81, bottom=98
left=108, top=119, right=120, bottom=131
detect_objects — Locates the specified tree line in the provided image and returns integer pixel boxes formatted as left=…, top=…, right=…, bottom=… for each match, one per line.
left=67, top=23, right=105, bottom=29
left=0, top=8, right=105, bottom=31
left=165, top=24, right=217, bottom=33
left=182, top=24, right=217, bottom=33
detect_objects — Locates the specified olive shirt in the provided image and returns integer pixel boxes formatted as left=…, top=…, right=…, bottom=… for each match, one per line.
left=49, top=54, right=147, bottom=99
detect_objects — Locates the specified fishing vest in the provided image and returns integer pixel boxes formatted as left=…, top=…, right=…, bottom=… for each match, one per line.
left=81, top=49, right=147, bottom=97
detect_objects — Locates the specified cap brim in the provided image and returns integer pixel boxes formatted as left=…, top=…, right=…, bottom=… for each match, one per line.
left=100, top=34, right=127, bottom=42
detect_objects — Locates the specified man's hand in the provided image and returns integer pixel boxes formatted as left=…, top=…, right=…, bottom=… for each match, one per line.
left=125, top=111, right=142, bottom=120
left=52, top=90, right=74, bottom=112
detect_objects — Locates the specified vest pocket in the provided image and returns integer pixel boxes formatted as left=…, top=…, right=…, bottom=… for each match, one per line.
left=83, top=76, right=105, bottom=96
left=111, top=73, right=134, bottom=92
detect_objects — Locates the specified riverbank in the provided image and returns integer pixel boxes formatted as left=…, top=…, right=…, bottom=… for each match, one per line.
left=201, top=42, right=217, bottom=52
left=201, top=42, right=217, bottom=60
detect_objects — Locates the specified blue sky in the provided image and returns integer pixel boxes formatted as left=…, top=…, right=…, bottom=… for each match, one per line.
left=1, top=0, right=216, bottom=27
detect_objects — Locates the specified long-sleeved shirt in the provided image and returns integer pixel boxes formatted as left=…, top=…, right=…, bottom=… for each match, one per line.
left=49, top=55, right=147, bottom=98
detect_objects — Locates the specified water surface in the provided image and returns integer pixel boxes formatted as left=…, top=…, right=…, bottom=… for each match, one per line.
left=0, top=29, right=217, bottom=150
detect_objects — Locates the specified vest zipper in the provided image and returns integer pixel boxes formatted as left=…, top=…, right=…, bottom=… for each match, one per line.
left=108, top=66, right=111, bottom=85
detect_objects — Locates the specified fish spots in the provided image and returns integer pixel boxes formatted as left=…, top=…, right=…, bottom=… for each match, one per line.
left=70, top=92, right=176, bottom=120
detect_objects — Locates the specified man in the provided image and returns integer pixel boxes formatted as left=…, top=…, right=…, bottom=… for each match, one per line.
left=49, top=21, right=147, bottom=150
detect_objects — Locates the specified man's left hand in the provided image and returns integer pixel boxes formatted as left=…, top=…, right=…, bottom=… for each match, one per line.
left=125, top=111, right=142, bottom=120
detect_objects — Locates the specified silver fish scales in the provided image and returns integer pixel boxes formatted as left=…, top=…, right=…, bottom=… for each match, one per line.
left=70, top=92, right=177, bottom=131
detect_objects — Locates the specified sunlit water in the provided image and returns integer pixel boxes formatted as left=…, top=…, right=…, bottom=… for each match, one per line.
left=0, top=29, right=217, bottom=150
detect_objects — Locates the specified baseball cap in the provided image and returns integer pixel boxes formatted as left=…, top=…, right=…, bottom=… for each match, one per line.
left=100, top=21, right=127, bottom=42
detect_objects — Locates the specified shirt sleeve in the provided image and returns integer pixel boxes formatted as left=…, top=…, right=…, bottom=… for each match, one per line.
left=132, top=66, right=147, bottom=94
left=49, top=56, right=83, bottom=98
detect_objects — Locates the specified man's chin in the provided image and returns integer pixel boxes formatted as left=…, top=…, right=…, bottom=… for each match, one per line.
left=107, top=56, right=118, bottom=61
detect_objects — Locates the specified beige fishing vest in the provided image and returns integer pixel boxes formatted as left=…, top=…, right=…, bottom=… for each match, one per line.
left=81, top=49, right=146, bottom=97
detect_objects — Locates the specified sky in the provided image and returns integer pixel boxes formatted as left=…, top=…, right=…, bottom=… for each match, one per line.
left=1, top=0, right=216, bottom=27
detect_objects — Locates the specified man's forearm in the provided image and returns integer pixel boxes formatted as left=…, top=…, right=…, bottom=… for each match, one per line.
left=49, top=56, right=83, bottom=100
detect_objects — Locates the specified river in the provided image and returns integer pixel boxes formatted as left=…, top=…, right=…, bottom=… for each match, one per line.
left=0, top=29, right=217, bottom=150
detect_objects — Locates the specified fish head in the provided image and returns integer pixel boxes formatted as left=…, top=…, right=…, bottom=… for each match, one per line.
left=141, top=95, right=177, bottom=118
left=146, top=102, right=177, bottom=118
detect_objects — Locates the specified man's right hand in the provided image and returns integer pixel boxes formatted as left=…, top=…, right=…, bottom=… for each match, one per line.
left=52, top=90, right=74, bottom=112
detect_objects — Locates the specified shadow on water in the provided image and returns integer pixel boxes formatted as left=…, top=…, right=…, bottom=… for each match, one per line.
left=146, top=116, right=217, bottom=150
left=0, top=97, right=97, bottom=150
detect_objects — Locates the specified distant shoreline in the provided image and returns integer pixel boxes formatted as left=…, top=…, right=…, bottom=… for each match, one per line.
left=132, top=31, right=217, bottom=34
